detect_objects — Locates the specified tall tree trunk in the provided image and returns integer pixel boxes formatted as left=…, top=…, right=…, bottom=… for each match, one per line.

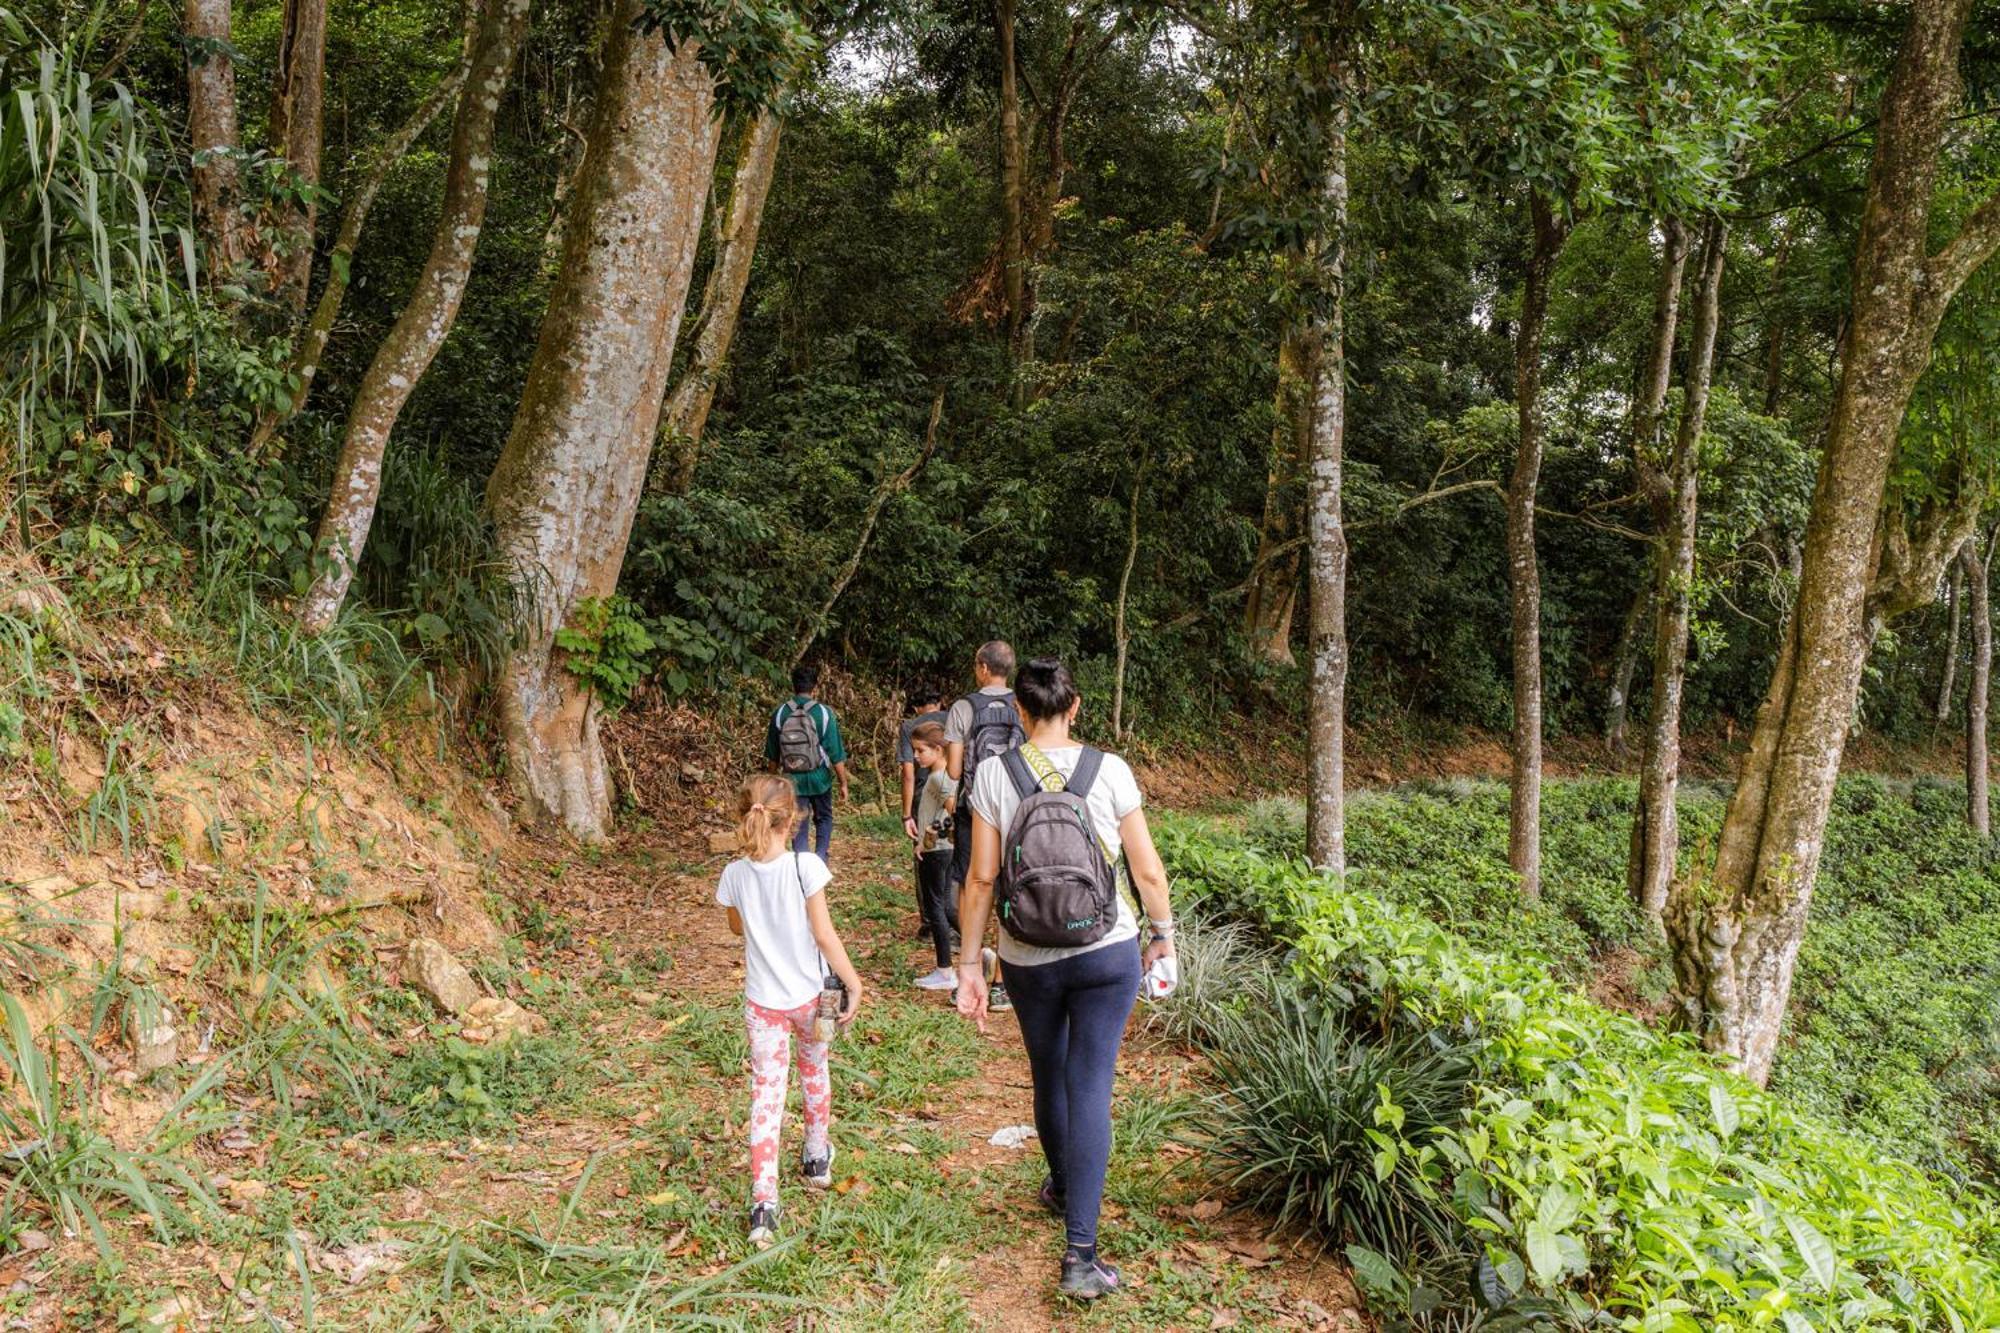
left=1244, top=320, right=1310, bottom=666
left=297, top=0, right=530, bottom=633
left=249, top=56, right=471, bottom=455
left=1507, top=194, right=1568, bottom=902
left=1305, top=110, right=1348, bottom=876
left=486, top=16, right=723, bottom=838
left=1111, top=456, right=1149, bottom=742
left=1609, top=218, right=1691, bottom=760
left=267, top=0, right=329, bottom=317
left=1760, top=219, right=1795, bottom=417
left=994, top=0, right=1027, bottom=361
left=1605, top=573, right=1651, bottom=757
left=1935, top=560, right=1963, bottom=730
left=658, top=108, right=783, bottom=492
left=1666, top=0, right=2000, bottom=1085
left=1630, top=217, right=1728, bottom=918
left=1966, top=535, right=1991, bottom=836
left=185, top=0, right=247, bottom=280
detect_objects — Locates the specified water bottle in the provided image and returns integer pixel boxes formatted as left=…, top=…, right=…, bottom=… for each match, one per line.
left=813, top=976, right=846, bottom=1043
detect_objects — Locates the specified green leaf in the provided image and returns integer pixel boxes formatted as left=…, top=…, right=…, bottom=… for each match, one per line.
left=1783, top=1213, right=1836, bottom=1291
left=1709, top=1083, right=1739, bottom=1140
left=1345, top=1244, right=1403, bottom=1299
left=1525, top=1222, right=1564, bottom=1285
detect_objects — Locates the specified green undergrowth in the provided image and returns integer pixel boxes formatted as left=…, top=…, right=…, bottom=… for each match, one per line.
left=1241, top=777, right=2000, bottom=1181
left=1163, top=818, right=2000, bottom=1332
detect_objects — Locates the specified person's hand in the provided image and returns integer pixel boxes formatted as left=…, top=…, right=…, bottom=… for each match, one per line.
left=1143, top=934, right=1177, bottom=971
left=903, top=817, right=919, bottom=842
left=955, top=960, right=989, bottom=1033
left=839, top=777, right=852, bottom=802
left=839, top=979, right=863, bottom=1027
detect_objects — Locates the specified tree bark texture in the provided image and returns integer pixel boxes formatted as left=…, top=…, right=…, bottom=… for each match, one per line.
left=659, top=108, right=784, bottom=492
left=267, top=0, right=329, bottom=316
left=1605, top=573, right=1651, bottom=757
left=1966, top=536, right=1991, bottom=836
left=1244, top=320, right=1311, bottom=666
left=251, top=56, right=471, bottom=455
left=1305, top=112, right=1349, bottom=876
left=298, top=0, right=530, bottom=633
left=1630, top=218, right=1727, bottom=918
left=1937, top=561, right=1963, bottom=729
left=994, top=0, right=1028, bottom=360
left=1507, top=194, right=1568, bottom=903
left=1667, top=0, right=2000, bottom=1086
left=185, top=0, right=247, bottom=280
left=486, top=17, right=723, bottom=838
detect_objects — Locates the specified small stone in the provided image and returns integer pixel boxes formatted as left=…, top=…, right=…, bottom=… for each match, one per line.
left=461, top=996, right=539, bottom=1044
left=133, top=1002, right=179, bottom=1075
left=706, top=832, right=736, bottom=855
left=14, top=1230, right=50, bottom=1253
left=403, top=938, right=480, bottom=1016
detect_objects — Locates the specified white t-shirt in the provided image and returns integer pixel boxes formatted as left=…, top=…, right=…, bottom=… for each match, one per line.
left=715, top=851, right=831, bottom=1010
left=968, top=743, right=1143, bottom=967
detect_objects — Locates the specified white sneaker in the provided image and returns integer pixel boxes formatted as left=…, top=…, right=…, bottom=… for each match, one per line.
left=914, top=968, right=955, bottom=990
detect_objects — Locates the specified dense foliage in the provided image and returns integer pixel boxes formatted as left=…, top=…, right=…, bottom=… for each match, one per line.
left=1165, top=819, right=2000, bottom=1330
left=1244, top=779, right=2000, bottom=1184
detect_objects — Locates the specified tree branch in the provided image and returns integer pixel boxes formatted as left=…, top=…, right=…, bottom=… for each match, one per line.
left=1926, top=185, right=2000, bottom=310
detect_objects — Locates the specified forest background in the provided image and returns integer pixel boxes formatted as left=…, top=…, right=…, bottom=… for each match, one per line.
left=13, top=0, right=2000, bottom=1324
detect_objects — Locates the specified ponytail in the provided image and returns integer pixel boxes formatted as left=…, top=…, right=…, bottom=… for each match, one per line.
left=736, top=774, right=795, bottom=859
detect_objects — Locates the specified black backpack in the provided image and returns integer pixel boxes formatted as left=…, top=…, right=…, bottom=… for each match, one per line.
left=776, top=701, right=825, bottom=775
left=995, top=745, right=1119, bottom=949
left=961, top=690, right=1025, bottom=790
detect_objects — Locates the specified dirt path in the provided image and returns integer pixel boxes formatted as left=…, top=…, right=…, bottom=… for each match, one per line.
left=550, top=807, right=1368, bottom=1332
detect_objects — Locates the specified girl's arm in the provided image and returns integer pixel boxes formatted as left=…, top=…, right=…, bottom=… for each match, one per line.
left=725, top=906, right=745, bottom=937
left=955, top=811, right=1001, bottom=1032
left=805, top=893, right=864, bottom=1023
left=1119, top=807, right=1176, bottom=968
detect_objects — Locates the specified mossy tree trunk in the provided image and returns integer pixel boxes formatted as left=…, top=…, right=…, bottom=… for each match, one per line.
left=297, top=0, right=530, bottom=633
left=1631, top=217, right=1727, bottom=918
left=1966, top=535, right=1991, bottom=836
left=659, top=108, right=783, bottom=493
left=1305, top=110, right=1349, bottom=876
left=1507, top=194, right=1569, bottom=903
left=267, top=0, right=328, bottom=317
left=1666, top=0, right=2000, bottom=1085
left=184, top=0, right=248, bottom=282
left=485, top=14, right=722, bottom=838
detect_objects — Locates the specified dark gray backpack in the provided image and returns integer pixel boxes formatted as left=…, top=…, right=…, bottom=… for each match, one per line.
left=995, top=745, right=1118, bottom=948
left=776, top=701, right=825, bottom=774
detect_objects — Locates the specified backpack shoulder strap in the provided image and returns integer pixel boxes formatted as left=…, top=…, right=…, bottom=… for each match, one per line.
left=999, top=747, right=1040, bottom=800
left=1067, top=746, right=1105, bottom=800
left=1019, top=742, right=1065, bottom=793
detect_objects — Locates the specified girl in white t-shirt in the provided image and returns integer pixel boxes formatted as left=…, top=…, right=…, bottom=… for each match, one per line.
left=716, top=775, right=864, bottom=1243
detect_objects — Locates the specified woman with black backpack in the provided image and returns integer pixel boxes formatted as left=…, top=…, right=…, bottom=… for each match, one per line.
left=954, top=656, right=1178, bottom=1302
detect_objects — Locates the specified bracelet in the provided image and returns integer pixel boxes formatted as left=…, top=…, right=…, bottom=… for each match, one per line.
left=1149, top=918, right=1174, bottom=936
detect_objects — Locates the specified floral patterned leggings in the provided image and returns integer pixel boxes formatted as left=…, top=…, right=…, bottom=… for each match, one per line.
left=745, top=998, right=832, bottom=1205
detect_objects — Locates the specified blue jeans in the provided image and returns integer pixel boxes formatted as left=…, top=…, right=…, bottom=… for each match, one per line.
left=1001, top=940, right=1142, bottom=1250
left=791, top=789, right=833, bottom=860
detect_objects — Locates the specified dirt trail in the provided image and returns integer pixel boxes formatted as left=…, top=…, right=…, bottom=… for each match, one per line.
left=545, top=808, right=1368, bottom=1332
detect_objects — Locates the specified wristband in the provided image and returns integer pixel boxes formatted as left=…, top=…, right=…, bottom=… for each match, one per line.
left=1149, top=918, right=1174, bottom=937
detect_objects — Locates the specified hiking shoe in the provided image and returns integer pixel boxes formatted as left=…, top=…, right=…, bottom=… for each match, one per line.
left=915, top=968, right=956, bottom=991
left=1038, top=1176, right=1066, bottom=1217
left=747, top=1202, right=780, bottom=1243
left=989, top=981, right=1013, bottom=1013
left=1059, top=1253, right=1121, bottom=1301
left=801, top=1145, right=836, bottom=1190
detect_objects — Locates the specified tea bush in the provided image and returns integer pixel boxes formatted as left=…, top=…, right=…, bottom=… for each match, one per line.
left=1243, top=778, right=2000, bottom=1179
left=1163, top=822, right=2000, bottom=1331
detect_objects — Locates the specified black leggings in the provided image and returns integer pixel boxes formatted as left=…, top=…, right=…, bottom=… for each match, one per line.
left=1001, top=940, right=1142, bottom=1250
left=917, top=849, right=959, bottom=968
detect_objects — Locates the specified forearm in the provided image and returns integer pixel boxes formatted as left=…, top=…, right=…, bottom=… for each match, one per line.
left=900, top=765, right=916, bottom=817
left=957, top=878, right=994, bottom=966
left=1131, top=867, right=1172, bottom=928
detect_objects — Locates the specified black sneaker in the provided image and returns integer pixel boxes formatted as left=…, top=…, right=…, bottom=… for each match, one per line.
left=1059, top=1253, right=1121, bottom=1301
left=801, top=1145, right=836, bottom=1190
left=748, top=1201, right=780, bottom=1243
left=1038, top=1176, right=1066, bottom=1217
left=989, top=980, right=1013, bottom=1013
